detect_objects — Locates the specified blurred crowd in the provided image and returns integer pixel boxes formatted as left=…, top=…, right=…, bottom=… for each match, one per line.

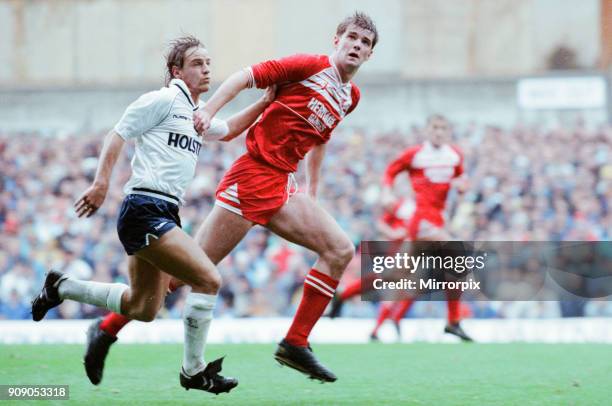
left=1, top=119, right=611, bottom=321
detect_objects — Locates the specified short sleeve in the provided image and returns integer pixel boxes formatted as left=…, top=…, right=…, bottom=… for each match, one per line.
left=202, top=118, right=230, bottom=141
left=451, top=146, right=464, bottom=177
left=346, top=84, right=361, bottom=115
left=114, top=89, right=174, bottom=140
left=247, top=54, right=326, bottom=89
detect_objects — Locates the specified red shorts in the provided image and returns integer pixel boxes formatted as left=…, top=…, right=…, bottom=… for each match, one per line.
left=408, top=210, right=445, bottom=240
left=215, top=153, right=293, bottom=225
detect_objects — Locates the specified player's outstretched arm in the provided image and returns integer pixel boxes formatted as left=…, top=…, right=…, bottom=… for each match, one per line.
left=381, top=149, right=414, bottom=211
left=306, top=143, right=326, bottom=199
left=194, top=70, right=251, bottom=134
left=74, top=131, right=125, bottom=218
left=220, top=85, right=277, bottom=142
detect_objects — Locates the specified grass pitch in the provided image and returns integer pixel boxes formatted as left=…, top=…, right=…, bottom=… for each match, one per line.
left=1, top=343, right=611, bottom=405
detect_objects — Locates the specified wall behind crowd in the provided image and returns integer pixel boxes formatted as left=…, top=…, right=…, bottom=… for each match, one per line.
left=0, top=0, right=602, bottom=87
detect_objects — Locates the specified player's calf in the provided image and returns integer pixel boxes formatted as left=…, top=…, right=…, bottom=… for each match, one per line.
left=122, top=303, right=158, bottom=322
left=33, top=270, right=130, bottom=322
left=319, top=239, right=354, bottom=279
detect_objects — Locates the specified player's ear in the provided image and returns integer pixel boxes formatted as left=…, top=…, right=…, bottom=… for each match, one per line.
left=171, top=65, right=182, bottom=80
left=364, top=49, right=373, bottom=61
left=333, top=35, right=340, bottom=48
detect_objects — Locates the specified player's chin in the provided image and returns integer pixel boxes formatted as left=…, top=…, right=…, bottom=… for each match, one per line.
left=199, top=83, right=211, bottom=93
left=345, top=58, right=363, bottom=69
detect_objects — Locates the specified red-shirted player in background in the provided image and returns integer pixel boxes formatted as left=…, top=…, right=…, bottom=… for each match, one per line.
left=331, top=114, right=474, bottom=342
left=84, top=13, right=376, bottom=385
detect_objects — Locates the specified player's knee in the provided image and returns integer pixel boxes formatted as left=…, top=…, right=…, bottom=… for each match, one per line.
left=207, top=272, right=222, bottom=292
left=139, top=311, right=157, bottom=323
left=190, top=269, right=222, bottom=294
left=339, top=241, right=356, bottom=266
left=327, top=239, right=355, bottom=269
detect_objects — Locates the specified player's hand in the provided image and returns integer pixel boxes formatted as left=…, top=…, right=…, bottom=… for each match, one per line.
left=454, top=176, right=469, bottom=194
left=260, top=85, right=277, bottom=105
left=194, top=110, right=212, bottom=135
left=74, top=183, right=107, bottom=218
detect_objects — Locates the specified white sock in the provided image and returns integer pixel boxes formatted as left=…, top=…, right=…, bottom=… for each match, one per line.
left=182, top=292, right=217, bottom=376
left=58, top=277, right=128, bottom=314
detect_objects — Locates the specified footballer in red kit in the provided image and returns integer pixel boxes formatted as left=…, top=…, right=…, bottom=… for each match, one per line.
left=332, top=115, right=473, bottom=342
left=189, top=12, right=378, bottom=382
left=381, top=114, right=472, bottom=341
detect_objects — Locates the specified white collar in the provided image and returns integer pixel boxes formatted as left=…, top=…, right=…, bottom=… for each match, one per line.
left=169, top=78, right=198, bottom=109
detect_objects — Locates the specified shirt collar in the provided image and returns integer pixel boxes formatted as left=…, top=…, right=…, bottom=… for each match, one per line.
left=423, top=141, right=435, bottom=151
left=169, top=78, right=199, bottom=109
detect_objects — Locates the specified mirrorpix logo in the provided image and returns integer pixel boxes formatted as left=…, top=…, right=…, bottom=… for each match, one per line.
left=367, top=249, right=487, bottom=292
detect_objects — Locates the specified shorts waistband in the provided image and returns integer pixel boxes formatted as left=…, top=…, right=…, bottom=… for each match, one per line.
left=246, top=152, right=292, bottom=174
left=131, top=187, right=180, bottom=204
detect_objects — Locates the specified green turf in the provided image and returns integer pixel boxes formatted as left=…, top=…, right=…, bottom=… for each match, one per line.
left=1, top=343, right=611, bottom=405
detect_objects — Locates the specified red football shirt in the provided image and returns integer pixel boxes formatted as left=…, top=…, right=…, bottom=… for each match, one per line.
left=245, top=54, right=361, bottom=172
left=383, top=142, right=464, bottom=213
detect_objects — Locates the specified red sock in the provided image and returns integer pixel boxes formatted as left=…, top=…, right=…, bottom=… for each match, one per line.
left=446, top=299, right=461, bottom=324
left=372, top=303, right=393, bottom=335
left=99, top=312, right=131, bottom=337
left=168, top=278, right=181, bottom=292
left=391, top=299, right=414, bottom=322
left=285, top=269, right=339, bottom=347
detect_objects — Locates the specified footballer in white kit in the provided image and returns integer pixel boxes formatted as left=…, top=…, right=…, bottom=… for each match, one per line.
left=115, top=78, right=229, bottom=254
left=32, top=36, right=276, bottom=395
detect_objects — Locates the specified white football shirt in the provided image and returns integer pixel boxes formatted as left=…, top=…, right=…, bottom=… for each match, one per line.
left=114, top=79, right=228, bottom=204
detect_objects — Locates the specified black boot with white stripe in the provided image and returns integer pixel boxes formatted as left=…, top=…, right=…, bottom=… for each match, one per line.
left=179, top=357, right=238, bottom=395
left=31, top=270, right=68, bottom=322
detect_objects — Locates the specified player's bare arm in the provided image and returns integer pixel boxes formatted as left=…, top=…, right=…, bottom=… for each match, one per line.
left=306, top=143, right=326, bottom=199
left=220, top=85, right=277, bottom=141
left=381, top=151, right=411, bottom=211
left=194, top=70, right=251, bottom=133
left=74, top=131, right=125, bottom=218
